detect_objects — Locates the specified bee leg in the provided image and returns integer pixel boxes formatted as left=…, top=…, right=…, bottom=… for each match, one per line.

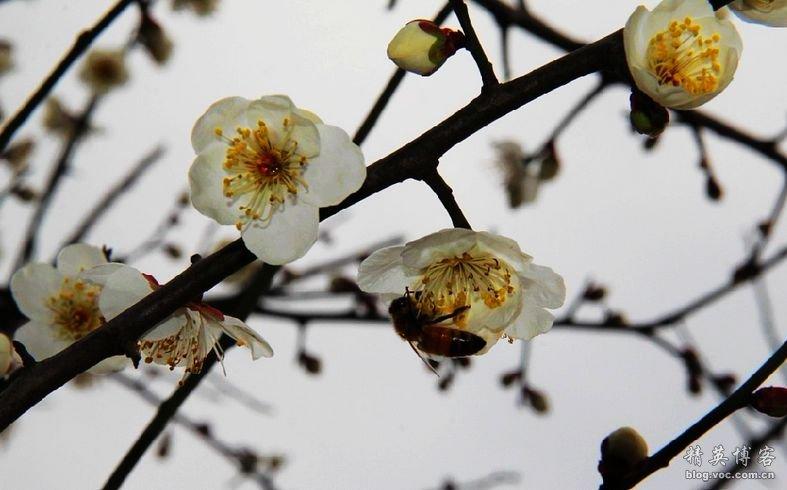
left=429, top=305, right=470, bottom=324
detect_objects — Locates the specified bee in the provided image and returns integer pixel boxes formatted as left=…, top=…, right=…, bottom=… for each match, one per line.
left=388, top=292, right=485, bottom=358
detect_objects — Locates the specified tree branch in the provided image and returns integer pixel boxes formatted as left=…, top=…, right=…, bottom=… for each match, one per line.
left=422, top=170, right=471, bottom=229
left=606, top=337, right=787, bottom=489
left=61, top=145, right=165, bottom=247
left=11, top=95, right=100, bottom=272
left=450, top=0, right=498, bottom=88
left=352, top=2, right=454, bottom=145
left=0, top=0, right=136, bottom=153
left=0, top=28, right=638, bottom=432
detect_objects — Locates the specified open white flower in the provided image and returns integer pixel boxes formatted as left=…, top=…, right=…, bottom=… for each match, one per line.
left=624, top=0, right=743, bottom=109
left=95, top=264, right=272, bottom=379
left=0, top=333, right=23, bottom=377
left=357, top=229, right=565, bottom=355
left=10, top=244, right=126, bottom=373
left=729, top=0, right=787, bottom=26
left=189, top=95, right=366, bottom=265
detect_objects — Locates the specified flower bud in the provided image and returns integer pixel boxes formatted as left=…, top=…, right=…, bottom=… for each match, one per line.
left=0, top=40, right=12, bottom=77
left=138, top=14, right=174, bottom=65
left=1, top=138, right=34, bottom=173
left=387, top=20, right=465, bottom=76
left=172, top=0, right=219, bottom=17
left=752, top=386, right=787, bottom=417
left=598, top=427, right=649, bottom=482
left=538, top=141, right=561, bottom=181
left=629, top=90, right=668, bottom=138
left=0, top=333, right=22, bottom=376
left=79, top=49, right=129, bottom=94
left=43, top=98, right=79, bottom=137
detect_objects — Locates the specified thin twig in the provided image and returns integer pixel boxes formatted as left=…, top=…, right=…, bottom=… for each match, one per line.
left=0, top=0, right=136, bottom=153
left=102, top=265, right=278, bottom=488
left=450, top=0, right=499, bottom=88
left=61, top=145, right=165, bottom=247
left=606, top=337, right=787, bottom=489
left=422, top=170, right=472, bottom=229
left=704, top=417, right=787, bottom=489
left=110, top=372, right=277, bottom=488
left=11, top=95, right=100, bottom=273
left=352, top=2, right=453, bottom=145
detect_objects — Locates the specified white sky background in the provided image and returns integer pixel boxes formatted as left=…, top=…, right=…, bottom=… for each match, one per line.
left=1, top=0, right=787, bottom=488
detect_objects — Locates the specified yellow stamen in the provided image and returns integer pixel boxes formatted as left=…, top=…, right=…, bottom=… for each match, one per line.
left=646, top=16, right=722, bottom=96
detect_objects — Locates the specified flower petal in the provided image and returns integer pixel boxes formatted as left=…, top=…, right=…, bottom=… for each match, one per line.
left=90, top=356, right=128, bottom=374
left=505, top=302, right=556, bottom=340
left=142, top=314, right=189, bottom=341
left=519, top=264, right=566, bottom=309
left=13, top=321, right=70, bottom=361
left=300, top=124, right=365, bottom=207
left=220, top=315, right=273, bottom=359
left=189, top=143, right=238, bottom=226
left=357, top=245, right=409, bottom=294
left=246, top=96, right=320, bottom=158
left=10, top=263, right=63, bottom=323
left=191, top=96, right=251, bottom=153
left=97, top=265, right=152, bottom=320
left=56, top=244, right=108, bottom=276
left=1, top=333, right=14, bottom=375
left=401, top=228, right=477, bottom=269
left=475, top=231, right=533, bottom=271
left=241, top=203, right=319, bottom=265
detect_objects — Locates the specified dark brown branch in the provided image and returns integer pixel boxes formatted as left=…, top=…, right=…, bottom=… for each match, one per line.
left=0, top=28, right=630, bottom=432
left=103, top=264, right=278, bottom=489
left=61, top=145, right=165, bottom=247
left=704, top=417, right=787, bottom=489
left=422, top=170, right=471, bottom=229
left=352, top=2, right=453, bottom=145
left=11, top=95, right=100, bottom=272
left=0, top=0, right=136, bottom=153
left=559, top=244, right=787, bottom=332
left=471, top=0, right=787, bottom=173
left=606, top=337, right=787, bottom=489
left=110, top=373, right=276, bottom=488
left=450, top=0, right=498, bottom=88
left=676, top=110, right=787, bottom=171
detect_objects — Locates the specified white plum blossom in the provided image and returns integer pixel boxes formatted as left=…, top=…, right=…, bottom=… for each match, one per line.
left=624, top=0, right=743, bottom=109
left=357, top=228, right=565, bottom=354
left=0, top=333, right=23, bottom=377
left=387, top=20, right=465, bottom=76
left=10, top=244, right=126, bottom=373
left=95, top=264, right=272, bottom=379
left=189, top=95, right=366, bottom=265
left=729, top=0, right=787, bottom=26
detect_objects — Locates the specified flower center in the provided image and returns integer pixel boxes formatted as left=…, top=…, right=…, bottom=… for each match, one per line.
left=46, top=278, right=103, bottom=342
left=646, top=17, right=721, bottom=95
left=216, top=118, right=309, bottom=231
left=415, top=252, right=514, bottom=322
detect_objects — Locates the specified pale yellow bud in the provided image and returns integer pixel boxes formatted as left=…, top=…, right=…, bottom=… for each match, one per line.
left=387, top=20, right=465, bottom=76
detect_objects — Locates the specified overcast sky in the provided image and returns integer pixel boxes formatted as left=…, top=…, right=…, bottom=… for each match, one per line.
left=1, top=1, right=787, bottom=489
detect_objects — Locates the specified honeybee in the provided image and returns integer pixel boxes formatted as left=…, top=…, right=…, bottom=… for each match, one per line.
left=388, top=292, right=485, bottom=358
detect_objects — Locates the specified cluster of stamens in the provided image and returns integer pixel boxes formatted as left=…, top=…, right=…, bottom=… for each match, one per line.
left=46, top=278, right=103, bottom=341
left=415, top=251, right=514, bottom=325
left=647, top=17, right=722, bottom=95
left=138, top=312, right=223, bottom=378
left=216, top=117, right=309, bottom=231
